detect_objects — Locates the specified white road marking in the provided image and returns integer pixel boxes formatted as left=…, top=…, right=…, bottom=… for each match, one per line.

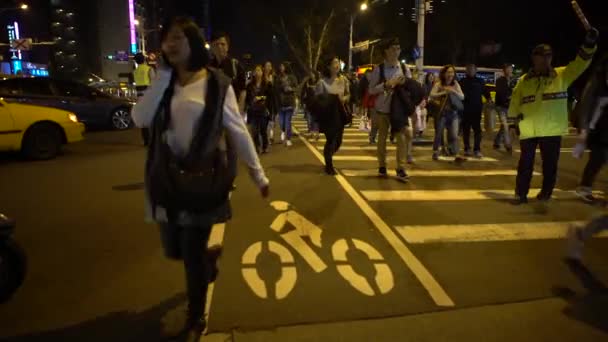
left=514, top=148, right=589, bottom=154
left=293, top=125, right=455, bottom=307
left=361, top=189, right=599, bottom=201
left=332, top=155, right=499, bottom=162
left=315, top=138, right=371, bottom=143
left=341, top=169, right=533, bottom=177
left=395, top=221, right=608, bottom=243
left=323, top=145, right=432, bottom=151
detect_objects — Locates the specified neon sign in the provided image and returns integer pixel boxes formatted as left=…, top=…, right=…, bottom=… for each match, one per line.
left=128, top=0, right=137, bottom=53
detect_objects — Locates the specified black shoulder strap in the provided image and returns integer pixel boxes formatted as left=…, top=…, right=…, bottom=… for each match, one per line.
left=186, top=68, right=231, bottom=161
left=379, top=63, right=386, bottom=84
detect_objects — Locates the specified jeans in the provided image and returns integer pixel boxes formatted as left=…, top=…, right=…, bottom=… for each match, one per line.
left=249, top=115, right=269, bottom=152
left=515, top=136, right=561, bottom=199
left=159, top=222, right=213, bottom=319
left=494, top=107, right=512, bottom=147
left=306, top=110, right=319, bottom=133
left=433, top=110, right=460, bottom=155
left=324, top=128, right=344, bottom=169
left=580, top=144, right=608, bottom=188
left=462, top=111, right=482, bottom=152
left=279, top=107, right=294, bottom=140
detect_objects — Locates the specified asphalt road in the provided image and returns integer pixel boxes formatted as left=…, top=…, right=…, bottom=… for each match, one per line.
left=0, top=117, right=607, bottom=342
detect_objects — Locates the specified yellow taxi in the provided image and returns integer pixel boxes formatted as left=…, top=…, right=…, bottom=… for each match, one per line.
left=0, top=98, right=85, bottom=160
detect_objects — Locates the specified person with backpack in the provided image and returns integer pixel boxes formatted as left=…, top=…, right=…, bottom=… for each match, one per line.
left=246, top=65, right=273, bottom=154
left=314, top=56, right=351, bottom=175
left=573, top=54, right=608, bottom=204
left=429, top=65, right=466, bottom=162
left=131, top=17, right=269, bottom=342
left=276, top=62, right=298, bottom=147
left=368, top=38, right=414, bottom=181
left=494, top=63, right=517, bottom=153
left=301, top=71, right=320, bottom=139
left=210, top=31, right=247, bottom=116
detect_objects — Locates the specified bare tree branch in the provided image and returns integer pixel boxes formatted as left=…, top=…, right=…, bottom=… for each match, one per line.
left=313, top=9, right=335, bottom=70
left=279, top=17, right=310, bottom=72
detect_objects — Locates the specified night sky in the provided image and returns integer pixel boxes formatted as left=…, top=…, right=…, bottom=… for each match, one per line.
left=175, top=0, right=607, bottom=72
left=1, top=0, right=606, bottom=77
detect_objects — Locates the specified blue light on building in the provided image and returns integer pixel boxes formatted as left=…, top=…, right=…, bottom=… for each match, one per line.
left=12, top=60, right=22, bottom=74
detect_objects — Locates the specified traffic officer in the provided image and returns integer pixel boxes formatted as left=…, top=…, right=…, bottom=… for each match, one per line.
left=509, top=27, right=599, bottom=204
left=133, top=53, right=155, bottom=146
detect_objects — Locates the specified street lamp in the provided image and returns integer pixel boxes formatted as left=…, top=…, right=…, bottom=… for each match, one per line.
left=348, top=2, right=369, bottom=72
left=0, top=3, right=29, bottom=14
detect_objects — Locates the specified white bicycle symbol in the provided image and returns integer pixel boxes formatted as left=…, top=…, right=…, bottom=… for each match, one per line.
left=241, top=201, right=394, bottom=300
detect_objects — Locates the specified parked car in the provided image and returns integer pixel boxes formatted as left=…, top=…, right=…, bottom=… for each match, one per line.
left=0, top=98, right=84, bottom=160
left=0, top=77, right=136, bottom=130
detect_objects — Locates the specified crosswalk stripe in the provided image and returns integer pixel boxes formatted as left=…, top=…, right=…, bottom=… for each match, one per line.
left=341, top=169, right=532, bottom=177
left=319, top=145, right=433, bottom=151
left=361, top=189, right=594, bottom=201
left=395, top=221, right=608, bottom=243
left=333, top=155, right=499, bottom=162
left=315, top=138, right=370, bottom=143
left=514, top=148, right=588, bottom=154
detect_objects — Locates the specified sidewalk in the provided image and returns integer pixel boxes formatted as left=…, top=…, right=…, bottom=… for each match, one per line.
left=205, top=296, right=608, bottom=342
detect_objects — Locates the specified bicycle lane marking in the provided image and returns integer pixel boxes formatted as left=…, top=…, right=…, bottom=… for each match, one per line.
left=293, top=125, right=455, bottom=307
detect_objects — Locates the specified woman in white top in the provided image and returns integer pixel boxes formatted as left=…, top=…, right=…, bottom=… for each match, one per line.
left=429, top=65, right=465, bottom=162
left=314, top=56, right=350, bottom=175
left=132, top=17, right=269, bottom=341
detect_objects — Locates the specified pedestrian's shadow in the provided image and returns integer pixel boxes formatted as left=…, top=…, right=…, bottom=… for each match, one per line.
left=552, top=259, right=608, bottom=334
left=2, top=293, right=187, bottom=342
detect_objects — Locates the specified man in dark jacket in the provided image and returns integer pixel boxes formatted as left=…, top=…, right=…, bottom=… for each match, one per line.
left=210, top=31, right=247, bottom=116
left=493, top=63, right=516, bottom=153
left=460, top=64, right=492, bottom=158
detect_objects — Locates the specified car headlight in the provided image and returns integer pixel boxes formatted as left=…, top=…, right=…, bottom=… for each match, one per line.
left=68, top=113, right=79, bottom=123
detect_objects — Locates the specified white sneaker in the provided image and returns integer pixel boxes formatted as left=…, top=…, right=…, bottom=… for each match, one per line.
left=281, top=132, right=286, bottom=142
left=566, top=226, right=584, bottom=261
left=286, top=140, right=293, bottom=147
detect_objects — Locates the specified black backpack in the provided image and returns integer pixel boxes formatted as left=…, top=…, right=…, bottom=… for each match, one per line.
left=379, top=62, right=425, bottom=108
left=145, top=69, right=236, bottom=216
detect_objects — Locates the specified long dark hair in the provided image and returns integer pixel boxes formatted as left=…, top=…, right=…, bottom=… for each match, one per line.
left=439, top=65, right=457, bottom=86
left=424, top=72, right=435, bottom=86
left=321, top=55, right=340, bottom=79
left=160, top=16, right=209, bottom=71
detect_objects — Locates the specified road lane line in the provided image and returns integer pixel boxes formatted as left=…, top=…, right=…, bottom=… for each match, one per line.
left=293, top=125, right=455, bottom=307
left=341, top=169, right=534, bottom=177
left=395, top=221, right=608, bottom=243
left=333, top=155, right=499, bottom=162
left=361, top=189, right=601, bottom=201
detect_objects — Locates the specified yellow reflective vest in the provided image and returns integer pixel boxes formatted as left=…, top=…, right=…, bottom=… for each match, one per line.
left=134, top=64, right=152, bottom=86
left=508, top=44, right=597, bottom=140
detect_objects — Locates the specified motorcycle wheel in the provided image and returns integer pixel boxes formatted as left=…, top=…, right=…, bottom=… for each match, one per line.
left=0, top=239, right=27, bottom=304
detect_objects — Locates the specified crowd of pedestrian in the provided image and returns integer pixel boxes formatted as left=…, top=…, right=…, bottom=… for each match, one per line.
left=129, top=14, right=604, bottom=341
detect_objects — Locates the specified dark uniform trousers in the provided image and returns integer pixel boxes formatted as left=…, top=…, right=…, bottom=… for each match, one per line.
left=515, top=136, right=562, bottom=199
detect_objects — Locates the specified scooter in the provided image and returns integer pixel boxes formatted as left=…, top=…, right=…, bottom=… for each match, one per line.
left=0, top=213, right=26, bottom=303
